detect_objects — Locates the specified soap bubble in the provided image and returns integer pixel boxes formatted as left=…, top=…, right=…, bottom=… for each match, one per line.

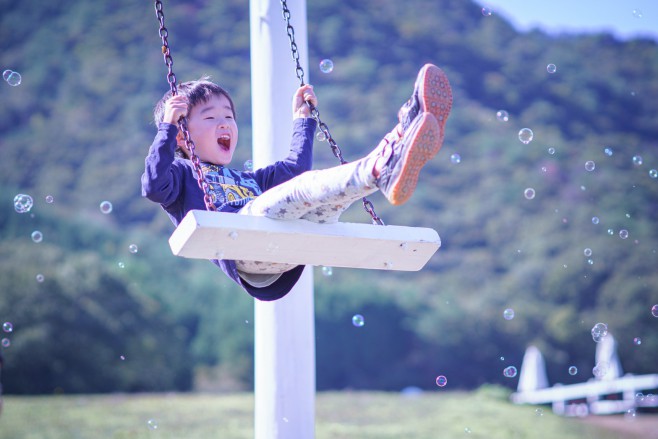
left=45, top=195, right=54, bottom=203
left=524, top=188, right=536, bottom=200
left=118, top=262, right=125, bottom=269
left=450, top=153, right=461, bottom=164
left=1, top=338, right=10, bottom=348
left=619, top=229, right=629, bottom=239
left=352, top=314, right=365, bottom=327
left=147, top=419, right=158, bottom=430
left=321, top=266, right=333, bottom=277
left=632, top=155, right=643, bottom=166
left=604, top=147, right=613, bottom=156
left=591, top=323, right=608, bottom=342
left=546, top=64, right=557, bottom=74
left=535, top=408, right=544, bottom=416
left=633, top=337, right=642, bottom=345
left=607, top=228, right=614, bottom=235
left=649, top=169, right=657, bottom=179
left=36, top=274, right=45, bottom=283
left=518, top=128, right=534, bottom=144
left=228, top=231, right=238, bottom=240
left=632, top=9, right=643, bottom=18
left=651, top=304, right=658, bottom=317
left=128, top=244, right=139, bottom=254
left=592, top=217, right=600, bottom=225
left=481, top=7, right=492, bottom=16
left=585, top=161, right=596, bottom=172
left=4, top=70, right=22, bottom=86
left=243, top=160, right=253, bottom=172
left=568, top=366, right=578, bottom=375
left=31, top=231, right=43, bottom=243
left=2, top=322, right=13, bottom=333
left=503, top=366, right=517, bottom=378
left=319, top=59, right=334, bottom=74
left=503, top=308, right=515, bottom=320
left=547, top=147, right=555, bottom=155
left=435, top=375, right=448, bottom=387
left=99, top=201, right=113, bottom=214
left=496, top=110, right=509, bottom=122
left=584, top=248, right=592, bottom=257
left=316, top=131, right=327, bottom=142
left=14, top=194, right=34, bottom=213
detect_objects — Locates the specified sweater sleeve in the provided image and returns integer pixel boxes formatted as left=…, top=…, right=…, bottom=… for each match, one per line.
left=253, top=118, right=317, bottom=191
left=141, top=123, right=186, bottom=208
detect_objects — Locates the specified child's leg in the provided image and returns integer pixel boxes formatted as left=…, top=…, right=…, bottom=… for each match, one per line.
left=242, top=64, right=453, bottom=219
left=241, top=156, right=378, bottom=224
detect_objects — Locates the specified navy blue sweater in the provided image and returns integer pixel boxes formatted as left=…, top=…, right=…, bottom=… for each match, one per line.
left=142, top=118, right=317, bottom=301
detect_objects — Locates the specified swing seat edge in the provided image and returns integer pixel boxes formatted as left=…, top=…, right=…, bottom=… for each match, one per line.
left=169, top=210, right=440, bottom=271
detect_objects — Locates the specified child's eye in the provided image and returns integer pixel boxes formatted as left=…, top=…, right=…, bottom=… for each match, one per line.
left=204, top=117, right=215, bottom=120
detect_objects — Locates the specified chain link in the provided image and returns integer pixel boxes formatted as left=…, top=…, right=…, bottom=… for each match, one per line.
left=154, top=1, right=216, bottom=211
left=279, top=0, right=384, bottom=225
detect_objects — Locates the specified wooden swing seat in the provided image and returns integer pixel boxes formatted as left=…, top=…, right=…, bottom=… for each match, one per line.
left=169, top=210, right=440, bottom=271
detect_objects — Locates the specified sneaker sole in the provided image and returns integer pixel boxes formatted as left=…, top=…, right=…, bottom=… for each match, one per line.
left=417, top=64, right=452, bottom=138
left=387, top=112, right=441, bottom=206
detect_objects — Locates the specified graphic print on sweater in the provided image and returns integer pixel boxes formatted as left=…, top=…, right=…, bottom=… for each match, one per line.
left=202, top=164, right=262, bottom=207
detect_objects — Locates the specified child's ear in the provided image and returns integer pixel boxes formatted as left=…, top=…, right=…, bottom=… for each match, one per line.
left=176, top=130, right=185, bottom=147
left=176, top=131, right=191, bottom=157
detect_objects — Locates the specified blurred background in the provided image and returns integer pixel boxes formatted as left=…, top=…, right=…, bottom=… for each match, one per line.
left=0, top=0, right=657, bottom=396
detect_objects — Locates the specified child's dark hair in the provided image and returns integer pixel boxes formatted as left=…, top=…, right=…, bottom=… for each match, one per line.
left=153, top=77, right=236, bottom=157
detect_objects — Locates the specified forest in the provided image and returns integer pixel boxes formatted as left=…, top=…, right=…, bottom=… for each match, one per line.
left=0, top=0, right=657, bottom=394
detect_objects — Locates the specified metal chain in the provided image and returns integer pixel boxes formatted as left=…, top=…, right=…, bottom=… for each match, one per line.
left=154, top=1, right=216, bottom=211
left=279, top=0, right=384, bottom=226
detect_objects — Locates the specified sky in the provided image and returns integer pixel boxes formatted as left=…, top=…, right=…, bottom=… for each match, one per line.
left=473, top=0, right=658, bottom=41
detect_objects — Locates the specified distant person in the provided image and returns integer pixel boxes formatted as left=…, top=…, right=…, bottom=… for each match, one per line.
left=142, top=64, right=452, bottom=301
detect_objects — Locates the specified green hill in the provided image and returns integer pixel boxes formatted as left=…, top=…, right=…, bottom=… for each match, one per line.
left=1, top=0, right=657, bottom=393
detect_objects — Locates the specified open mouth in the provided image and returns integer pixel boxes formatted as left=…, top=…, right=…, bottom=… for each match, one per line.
left=217, top=134, right=231, bottom=151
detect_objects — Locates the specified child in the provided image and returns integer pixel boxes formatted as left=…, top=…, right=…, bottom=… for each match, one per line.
left=142, top=64, right=452, bottom=301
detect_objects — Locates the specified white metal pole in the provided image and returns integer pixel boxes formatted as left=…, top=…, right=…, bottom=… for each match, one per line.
left=249, top=1, right=315, bottom=438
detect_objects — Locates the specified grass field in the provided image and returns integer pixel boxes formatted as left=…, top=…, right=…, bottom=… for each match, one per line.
left=0, top=388, right=651, bottom=438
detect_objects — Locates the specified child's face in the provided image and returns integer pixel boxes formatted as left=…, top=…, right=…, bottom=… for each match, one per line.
left=180, top=94, right=238, bottom=165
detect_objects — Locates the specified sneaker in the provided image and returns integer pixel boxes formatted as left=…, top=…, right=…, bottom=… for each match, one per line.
left=398, top=64, right=452, bottom=139
left=377, top=112, right=441, bottom=205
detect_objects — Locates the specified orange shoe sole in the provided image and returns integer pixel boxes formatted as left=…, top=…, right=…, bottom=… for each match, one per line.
left=387, top=112, right=441, bottom=206
left=417, top=64, right=453, bottom=140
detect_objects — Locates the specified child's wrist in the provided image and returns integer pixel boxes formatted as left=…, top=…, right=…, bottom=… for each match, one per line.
left=293, top=112, right=311, bottom=120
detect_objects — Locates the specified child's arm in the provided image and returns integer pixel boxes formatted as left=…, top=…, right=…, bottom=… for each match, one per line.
left=252, top=85, right=318, bottom=190
left=141, top=96, right=190, bottom=209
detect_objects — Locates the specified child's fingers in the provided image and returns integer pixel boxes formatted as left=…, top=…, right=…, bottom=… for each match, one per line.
left=300, top=85, right=317, bottom=105
left=167, top=95, right=189, bottom=107
left=163, top=95, right=189, bottom=123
